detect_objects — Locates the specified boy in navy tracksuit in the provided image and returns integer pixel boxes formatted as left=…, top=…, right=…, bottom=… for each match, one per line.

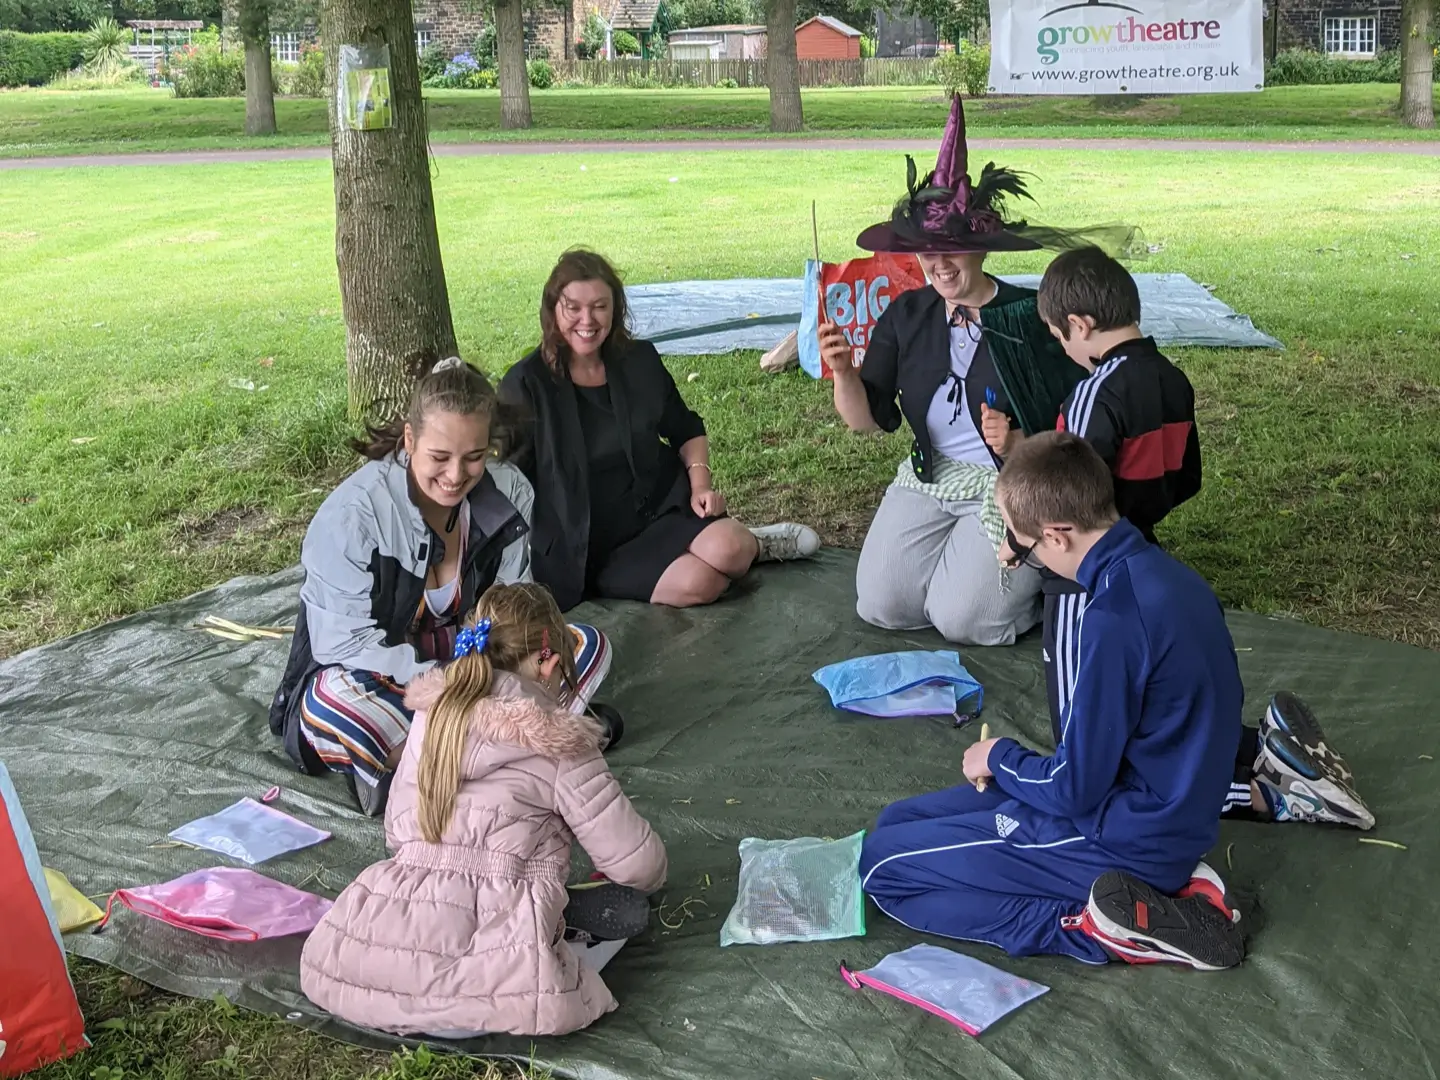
left=983, top=247, right=1373, bottom=831
left=860, top=433, right=1246, bottom=970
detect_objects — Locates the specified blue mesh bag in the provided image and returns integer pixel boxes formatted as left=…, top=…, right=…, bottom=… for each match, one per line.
left=813, top=651, right=983, bottom=723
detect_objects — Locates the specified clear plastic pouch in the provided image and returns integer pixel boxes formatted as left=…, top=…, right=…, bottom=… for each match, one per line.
left=169, top=798, right=330, bottom=865
left=841, top=944, right=1049, bottom=1035
left=337, top=43, right=393, bottom=131
left=100, top=866, right=333, bottom=942
left=813, top=650, right=983, bottom=721
left=720, top=831, right=866, bottom=946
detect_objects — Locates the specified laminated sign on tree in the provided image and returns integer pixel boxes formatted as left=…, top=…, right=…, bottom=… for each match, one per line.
left=798, top=254, right=927, bottom=380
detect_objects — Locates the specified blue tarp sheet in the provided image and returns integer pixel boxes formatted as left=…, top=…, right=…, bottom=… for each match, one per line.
left=626, top=273, right=1282, bottom=357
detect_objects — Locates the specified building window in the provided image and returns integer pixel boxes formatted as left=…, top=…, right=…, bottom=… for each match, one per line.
left=271, top=32, right=301, bottom=63
left=415, top=29, right=433, bottom=54
left=1323, top=15, right=1376, bottom=56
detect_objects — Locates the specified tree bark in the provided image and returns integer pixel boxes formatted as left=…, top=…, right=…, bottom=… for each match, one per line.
left=495, top=0, right=532, bottom=131
left=239, top=0, right=278, bottom=136
left=322, top=0, right=458, bottom=423
left=1399, top=0, right=1434, bottom=129
left=765, top=0, right=803, bottom=133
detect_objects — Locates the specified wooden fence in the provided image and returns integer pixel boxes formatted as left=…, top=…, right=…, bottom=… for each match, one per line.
left=546, top=57, right=939, bottom=88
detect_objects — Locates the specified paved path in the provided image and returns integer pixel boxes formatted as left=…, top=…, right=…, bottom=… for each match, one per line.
left=3, top=135, right=1439, bottom=170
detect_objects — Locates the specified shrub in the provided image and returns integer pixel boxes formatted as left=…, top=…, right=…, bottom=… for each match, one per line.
left=527, top=56, right=553, bottom=88
left=47, top=62, right=147, bottom=89
left=933, top=39, right=989, bottom=97
left=424, top=49, right=479, bottom=87
left=82, top=16, right=129, bottom=75
left=465, top=66, right=497, bottom=88
left=715, top=76, right=738, bottom=88
left=283, top=41, right=325, bottom=97
left=581, top=12, right=606, bottom=57
left=859, top=33, right=876, bottom=58
left=168, top=30, right=244, bottom=97
left=612, top=29, right=641, bottom=56
left=473, top=23, right=497, bottom=66
left=1265, top=47, right=1402, bottom=85
left=418, top=42, right=447, bottom=81
left=0, top=30, right=87, bottom=87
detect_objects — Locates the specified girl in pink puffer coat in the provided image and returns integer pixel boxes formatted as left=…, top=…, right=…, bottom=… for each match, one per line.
left=300, top=583, right=667, bottom=1038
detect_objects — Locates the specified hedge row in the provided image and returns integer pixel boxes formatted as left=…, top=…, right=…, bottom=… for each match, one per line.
left=0, top=30, right=86, bottom=87
left=1265, top=48, right=1403, bottom=85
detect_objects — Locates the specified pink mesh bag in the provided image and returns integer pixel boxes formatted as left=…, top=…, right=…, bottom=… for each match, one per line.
left=100, top=866, right=333, bottom=942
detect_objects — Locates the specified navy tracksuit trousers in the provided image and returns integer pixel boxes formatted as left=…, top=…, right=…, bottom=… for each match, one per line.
left=859, top=783, right=1197, bottom=964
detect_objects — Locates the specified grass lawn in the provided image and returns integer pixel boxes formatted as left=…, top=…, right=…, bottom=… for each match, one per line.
left=4, top=144, right=1439, bottom=1077
left=1, top=83, right=1438, bottom=158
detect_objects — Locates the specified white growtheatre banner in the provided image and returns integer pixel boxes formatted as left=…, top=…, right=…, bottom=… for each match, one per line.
left=989, top=0, right=1264, bottom=94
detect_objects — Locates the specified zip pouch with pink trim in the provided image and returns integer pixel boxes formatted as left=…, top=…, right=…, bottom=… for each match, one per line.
left=99, top=866, right=333, bottom=942
left=840, top=945, right=1049, bottom=1036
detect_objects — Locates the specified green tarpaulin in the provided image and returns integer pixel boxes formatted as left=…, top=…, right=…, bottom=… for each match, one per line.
left=2, top=550, right=1437, bottom=1079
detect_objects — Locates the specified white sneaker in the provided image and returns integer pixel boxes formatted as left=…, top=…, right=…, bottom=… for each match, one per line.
left=750, top=522, right=820, bottom=563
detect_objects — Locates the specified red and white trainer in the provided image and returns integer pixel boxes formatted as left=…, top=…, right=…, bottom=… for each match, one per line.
left=1177, top=860, right=1241, bottom=925
left=1062, top=869, right=1245, bottom=972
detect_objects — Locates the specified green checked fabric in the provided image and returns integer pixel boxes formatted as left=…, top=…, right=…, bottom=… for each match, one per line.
left=891, top=454, right=1013, bottom=590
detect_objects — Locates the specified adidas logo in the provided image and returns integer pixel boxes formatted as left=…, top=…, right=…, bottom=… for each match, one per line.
left=995, top=813, right=1019, bottom=839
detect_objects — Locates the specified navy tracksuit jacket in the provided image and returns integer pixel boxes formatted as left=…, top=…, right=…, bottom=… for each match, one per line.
left=860, top=521, right=1243, bottom=963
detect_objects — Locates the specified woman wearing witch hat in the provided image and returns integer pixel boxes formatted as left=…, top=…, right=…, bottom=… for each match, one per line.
left=824, top=94, right=1140, bottom=646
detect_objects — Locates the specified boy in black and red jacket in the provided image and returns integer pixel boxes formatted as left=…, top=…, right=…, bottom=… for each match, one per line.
left=983, top=247, right=1373, bottom=831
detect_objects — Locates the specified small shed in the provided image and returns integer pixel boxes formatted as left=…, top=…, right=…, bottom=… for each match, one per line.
left=794, top=14, right=861, bottom=60
left=667, top=23, right=766, bottom=60
left=608, top=0, right=673, bottom=58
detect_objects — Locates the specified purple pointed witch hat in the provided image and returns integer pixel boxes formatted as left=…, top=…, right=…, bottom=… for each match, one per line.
left=856, top=94, right=1041, bottom=254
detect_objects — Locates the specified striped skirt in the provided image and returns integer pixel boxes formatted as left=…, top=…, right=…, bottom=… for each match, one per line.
left=300, top=623, right=613, bottom=795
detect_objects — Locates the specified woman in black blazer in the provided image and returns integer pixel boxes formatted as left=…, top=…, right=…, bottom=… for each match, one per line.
left=500, top=249, right=819, bottom=612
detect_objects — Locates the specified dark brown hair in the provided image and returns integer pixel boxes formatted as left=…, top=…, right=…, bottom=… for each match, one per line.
left=539, top=248, right=634, bottom=377
left=996, top=431, right=1118, bottom=538
left=1037, top=246, right=1142, bottom=340
left=351, top=357, right=520, bottom=462
left=417, top=582, right=581, bottom=843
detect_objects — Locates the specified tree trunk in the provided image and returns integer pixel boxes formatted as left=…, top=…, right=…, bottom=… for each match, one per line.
left=495, top=0, right=532, bottom=131
left=765, top=0, right=803, bottom=133
left=1399, top=0, right=1434, bottom=129
left=239, top=0, right=278, bottom=136
left=322, top=0, right=458, bottom=422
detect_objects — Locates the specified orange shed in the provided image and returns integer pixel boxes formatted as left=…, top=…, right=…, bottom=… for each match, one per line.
left=795, top=15, right=862, bottom=60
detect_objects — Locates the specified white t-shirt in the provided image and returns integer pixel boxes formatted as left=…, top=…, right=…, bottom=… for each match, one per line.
left=924, top=319, right=991, bottom=467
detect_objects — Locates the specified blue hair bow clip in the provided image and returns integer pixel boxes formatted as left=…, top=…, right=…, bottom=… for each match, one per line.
left=453, top=617, right=492, bottom=660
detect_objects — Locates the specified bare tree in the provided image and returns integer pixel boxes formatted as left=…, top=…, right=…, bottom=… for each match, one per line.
left=766, top=0, right=802, bottom=132
left=322, top=0, right=458, bottom=420
left=1399, top=0, right=1434, bottom=129
left=238, top=0, right=278, bottom=136
left=495, top=0, right=533, bottom=130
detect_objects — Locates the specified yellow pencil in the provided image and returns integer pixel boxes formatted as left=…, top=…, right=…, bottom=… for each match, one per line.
left=976, top=723, right=991, bottom=792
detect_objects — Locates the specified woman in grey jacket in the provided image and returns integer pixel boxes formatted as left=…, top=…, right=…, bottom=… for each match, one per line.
left=269, top=358, right=612, bottom=816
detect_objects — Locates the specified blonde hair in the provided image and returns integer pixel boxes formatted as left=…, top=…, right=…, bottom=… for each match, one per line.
left=416, top=583, right=579, bottom=844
